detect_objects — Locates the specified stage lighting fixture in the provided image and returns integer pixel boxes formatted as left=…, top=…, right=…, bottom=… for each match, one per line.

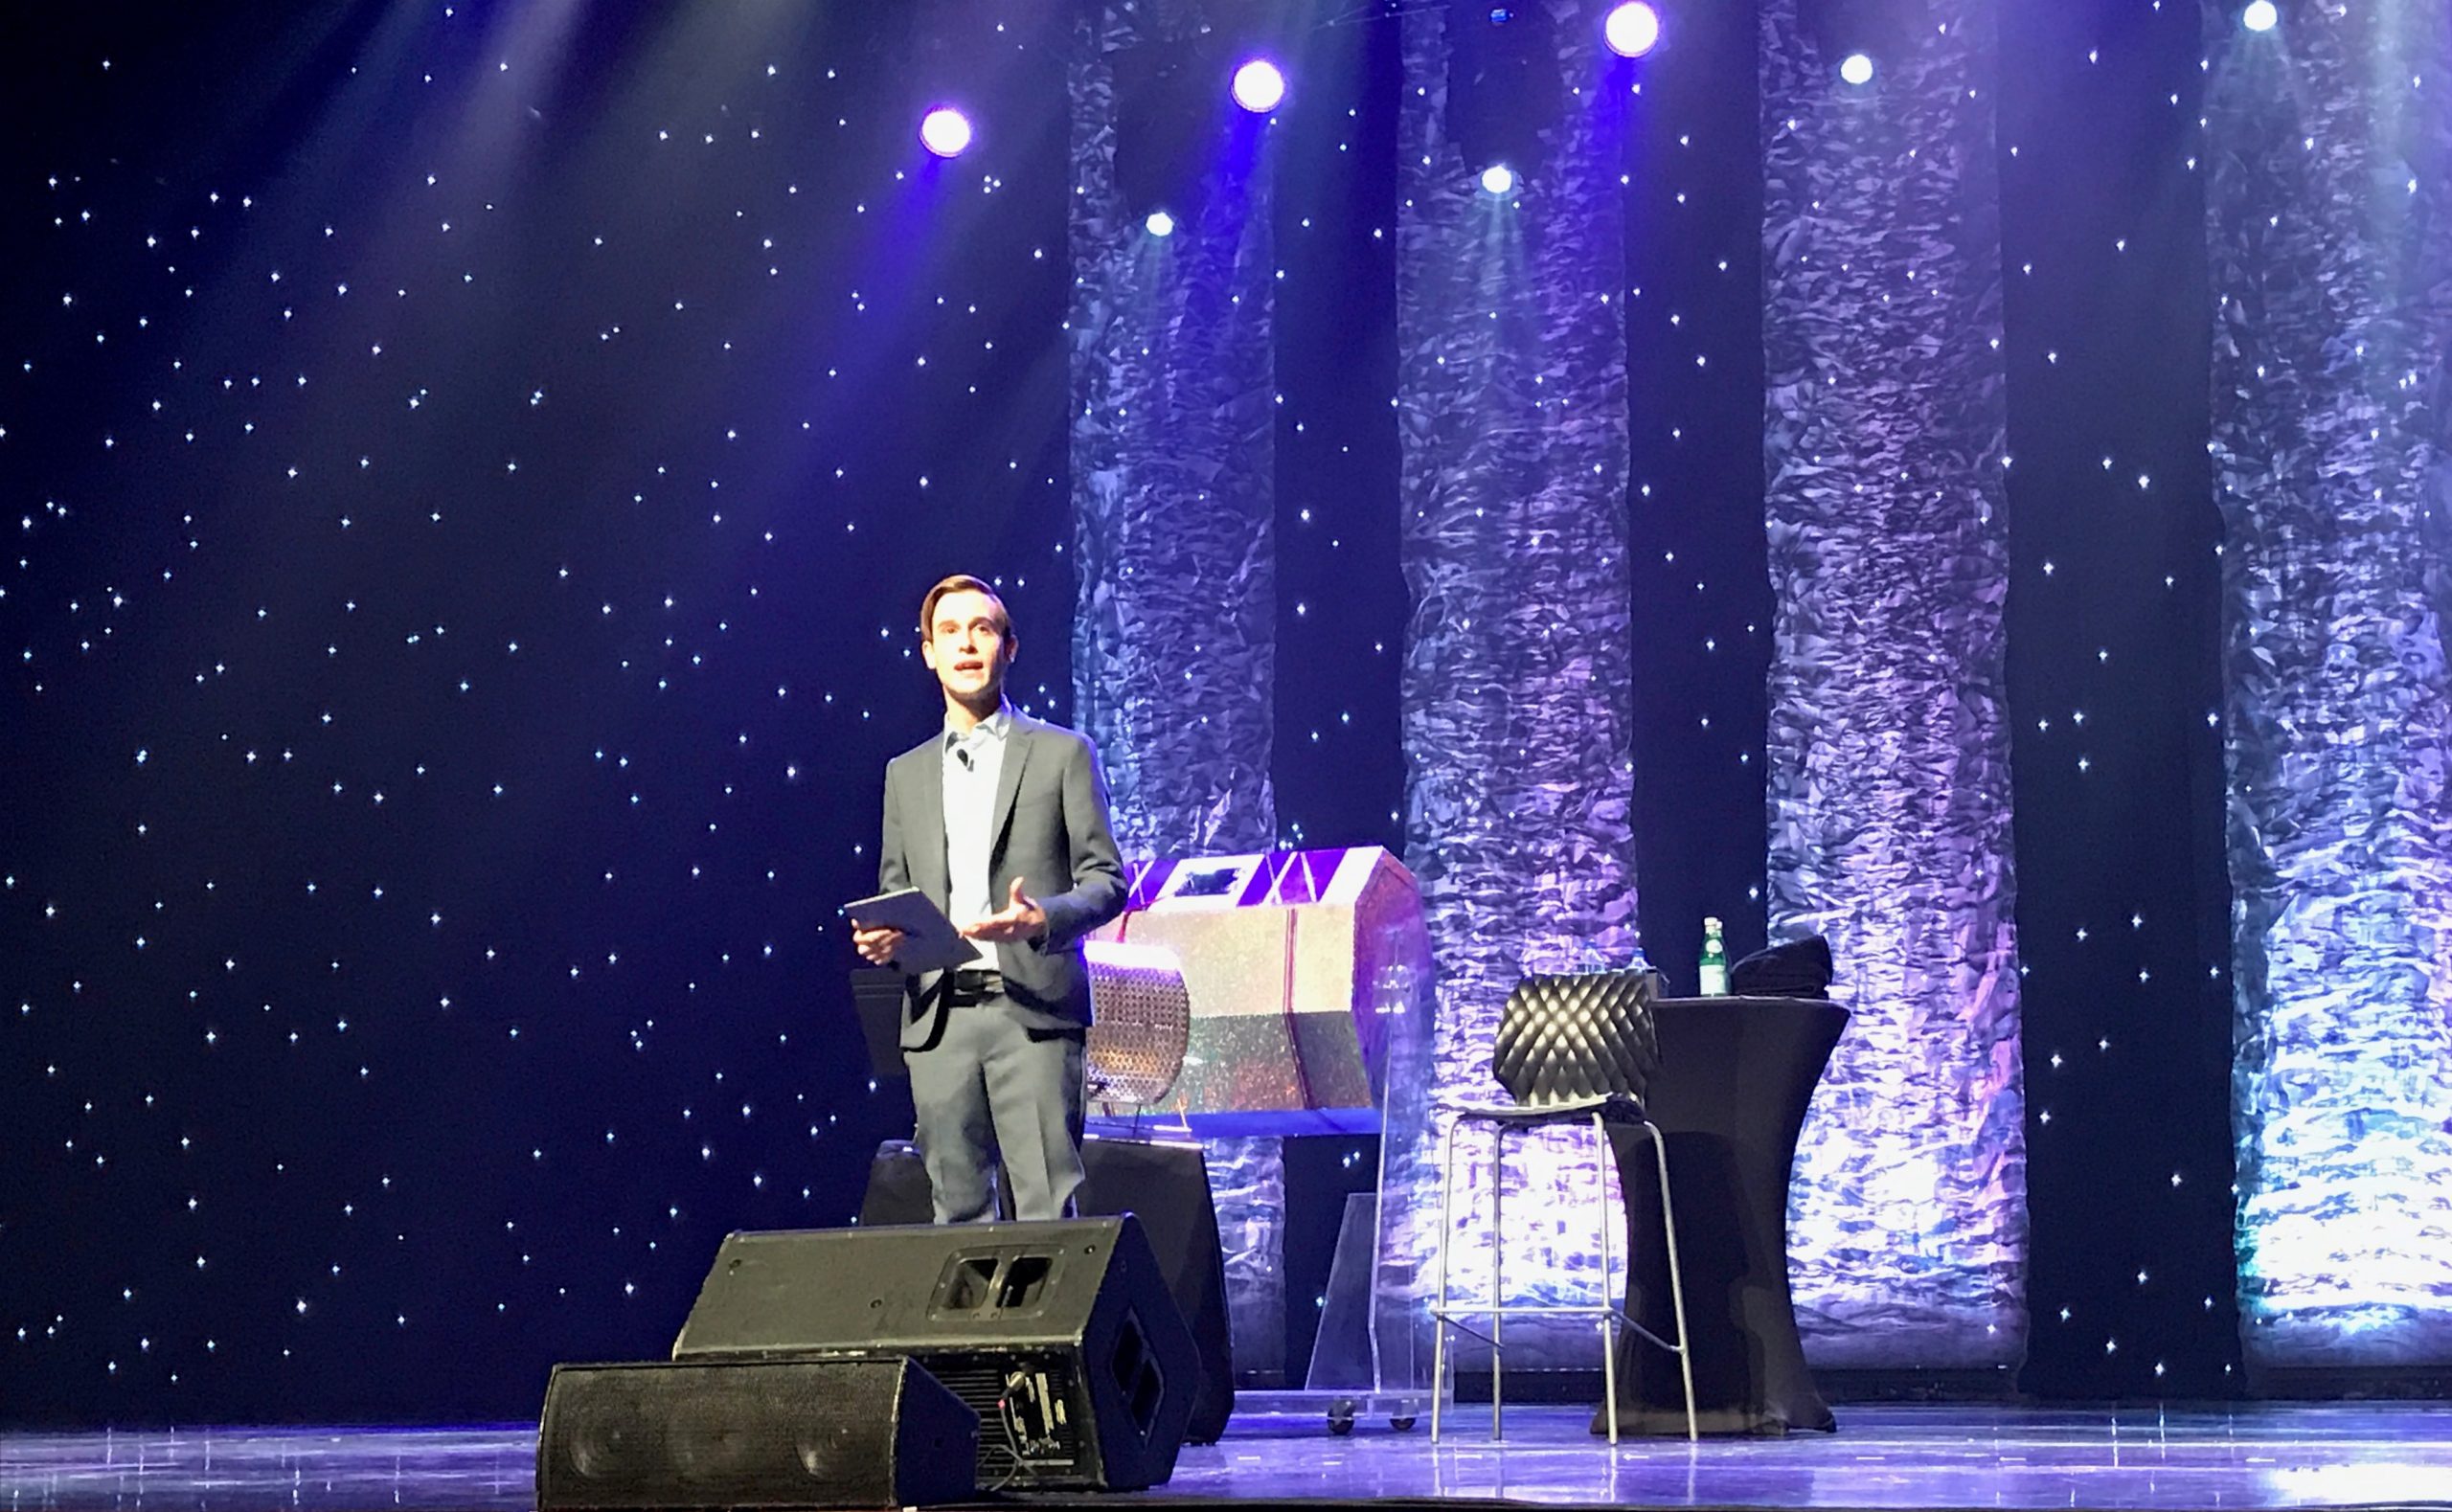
left=1231, top=58, right=1285, bottom=114
left=1146, top=210, right=1178, bottom=237
left=1603, top=2, right=1662, bottom=58
left=1480, top=164, right=1516, bottom=196
left=1114, top=35, right=1227, bottom=231
left=920, top=106, right=973, bottom=158
left=2241, top=0, right=2277, bottom=31
left=1801, top=0, right=1902, bottom=93
left=1446, top=0, right=1559, bottom=188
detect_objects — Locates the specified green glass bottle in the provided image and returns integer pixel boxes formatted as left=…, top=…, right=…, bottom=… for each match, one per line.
left=1698, top=916, right=1729, bottom=997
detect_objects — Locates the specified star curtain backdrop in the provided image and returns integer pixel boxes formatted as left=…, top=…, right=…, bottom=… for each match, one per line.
left=1995, top=0, right=2239, bottom=1397
left=1758, top=0, right=2028, bottom=1374
left=14, top=0, right=2452, bottom=1426
left=1065, top=0, right=1289, bottom=1382
left=1623, top=0, right=1776, bottom=999
left=0, top=0, right=1078, bottom=1420
left=1396, top=0, right=1641, bottom=1363
left=2205, top=0, right=2452, bottom=1378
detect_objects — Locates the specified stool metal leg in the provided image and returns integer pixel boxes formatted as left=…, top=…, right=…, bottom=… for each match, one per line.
left=1489, top=1122, right=1504, bottom=1440
left=1593, top=1112, right=1619, bottom=1446
left=1643, top=1119, right=1698, bottom=1442
left=1430, top=1113, right=1464, bottom=1442
left=1426, top=1107, right=1675, bottom=1445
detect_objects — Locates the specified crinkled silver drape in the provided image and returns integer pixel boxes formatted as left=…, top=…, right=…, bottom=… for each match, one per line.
left=1068, top=1, right=1286, bottom=1379
left=1068, top=4, right=1276, bottom=860
left=1760, top=0, right=2029, bottom=1371
left=1397, top=0, right=1638, bottom=1364
left=2204, top=0, right=2452, bottom=1373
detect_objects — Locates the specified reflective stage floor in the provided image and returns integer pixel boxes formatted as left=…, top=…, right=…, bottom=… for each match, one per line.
left=3, top=1404, right=2448, bottom=1510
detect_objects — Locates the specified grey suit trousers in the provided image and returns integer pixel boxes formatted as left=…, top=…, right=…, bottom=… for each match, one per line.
left=903, top=995, right=1087, bottom=1223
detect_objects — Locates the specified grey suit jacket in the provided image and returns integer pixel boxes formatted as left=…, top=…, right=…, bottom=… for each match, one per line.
left=876, top=713, right=1127, bottom=1049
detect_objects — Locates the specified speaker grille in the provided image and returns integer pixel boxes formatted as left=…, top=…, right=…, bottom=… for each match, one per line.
left=538, top=1359, right=976, bottom=1510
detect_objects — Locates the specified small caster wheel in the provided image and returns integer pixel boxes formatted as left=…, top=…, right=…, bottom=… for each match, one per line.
left=1328, top=1399, right=1358, bottom=1435
left=1389, top=1415, right=1419, bottom=1432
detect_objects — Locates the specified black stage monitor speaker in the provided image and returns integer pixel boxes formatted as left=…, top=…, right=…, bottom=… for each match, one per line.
left=856, top=1137, right=1237, bottom=1444
left=535, top=1356, right=976, bottom=1510
left=672, top=1214, right=1196, bottom=1492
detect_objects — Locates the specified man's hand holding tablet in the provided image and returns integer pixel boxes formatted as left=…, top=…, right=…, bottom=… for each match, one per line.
left=851, top=919, right=905, bottom=965
left=842, top=888, right=985, bottom=974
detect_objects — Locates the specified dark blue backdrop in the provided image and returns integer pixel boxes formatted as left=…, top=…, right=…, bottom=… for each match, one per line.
left=1, top=0, right=1078, bottom=1421
left=2, top=0, right=2237, bottom=1420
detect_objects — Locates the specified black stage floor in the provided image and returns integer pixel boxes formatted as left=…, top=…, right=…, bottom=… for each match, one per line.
left=3, top=1404, right=2448, bottom=1510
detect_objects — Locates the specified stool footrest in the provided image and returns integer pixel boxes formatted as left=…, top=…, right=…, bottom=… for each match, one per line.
left=1431, top=1303, right=1630, bottom=1320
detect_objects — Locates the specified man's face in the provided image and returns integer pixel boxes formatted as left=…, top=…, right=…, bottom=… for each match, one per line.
left=920, top=588, right=1013, bottom=705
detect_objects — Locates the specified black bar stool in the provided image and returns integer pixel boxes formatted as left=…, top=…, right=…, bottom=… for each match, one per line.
left=1429, top=970, right=1696, bottom=1442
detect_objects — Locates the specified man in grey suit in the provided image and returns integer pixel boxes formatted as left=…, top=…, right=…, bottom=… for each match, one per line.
left=851, top=574, right=1127, bottom=1223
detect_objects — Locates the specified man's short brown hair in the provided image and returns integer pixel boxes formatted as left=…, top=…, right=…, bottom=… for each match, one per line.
left=919, top=574, right=1011, bottom=637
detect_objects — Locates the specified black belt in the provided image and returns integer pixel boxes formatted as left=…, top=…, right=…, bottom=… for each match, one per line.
left=942, top=970, right=1004, bottom=1006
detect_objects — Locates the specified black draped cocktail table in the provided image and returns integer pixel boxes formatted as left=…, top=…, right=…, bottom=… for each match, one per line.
left=1601, top=994, right=1848, bottom=1435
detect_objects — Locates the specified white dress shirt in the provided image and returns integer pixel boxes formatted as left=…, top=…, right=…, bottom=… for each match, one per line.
left=941, top=703, right=1012, bottom=935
